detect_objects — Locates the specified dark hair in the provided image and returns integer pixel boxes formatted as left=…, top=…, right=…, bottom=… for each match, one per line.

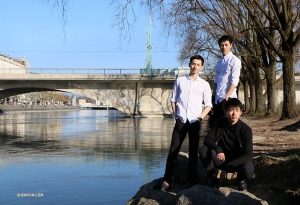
left=224, top=98, right=243, bottom=111
left=189, top=55, right=204, bottom=66
left=218, top=35, right=233, bottom=45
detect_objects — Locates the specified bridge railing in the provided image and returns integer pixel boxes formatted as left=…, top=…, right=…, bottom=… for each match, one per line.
left=28, top=68, right=145, bottom=74
left=0, top=68, right=215, bottom=75
left=27, top=68, right=194, bottom=75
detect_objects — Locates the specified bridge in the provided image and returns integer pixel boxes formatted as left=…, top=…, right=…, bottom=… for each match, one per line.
left=0, top=68, right=214, bottom=117
left=1, top=68, right=300, bottom=117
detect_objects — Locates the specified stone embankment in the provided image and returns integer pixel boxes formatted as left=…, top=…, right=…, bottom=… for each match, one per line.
left=127, top=152, right=268, bottom=205
left=0, top=104, right=81, bottom=113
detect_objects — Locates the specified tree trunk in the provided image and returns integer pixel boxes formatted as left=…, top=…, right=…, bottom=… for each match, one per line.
left=240, top=80, right=250, bottom=112
left=264, top=63, right=276, bottom=114
left=253, top=63, right=265, bottom=114
left=281, top=53, right=297, bottom=119
left=248, top=71, right=256, bottom=114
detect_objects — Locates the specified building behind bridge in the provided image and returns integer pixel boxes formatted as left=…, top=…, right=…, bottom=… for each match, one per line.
left=0, top=54, right=29, bottom=74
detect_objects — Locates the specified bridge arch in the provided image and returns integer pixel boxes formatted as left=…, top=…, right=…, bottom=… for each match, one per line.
left=0, top=75, right=175, bottom=117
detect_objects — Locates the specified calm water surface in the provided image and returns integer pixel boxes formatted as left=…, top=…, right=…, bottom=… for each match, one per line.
left=0, top=110, right=190, bottom=205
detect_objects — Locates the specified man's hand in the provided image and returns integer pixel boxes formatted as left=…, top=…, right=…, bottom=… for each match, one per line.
left=225, top=84, right=236, bottom=100
left=220, top=170, right=228, bottom=179
left=216, top=153, right=226, bottom=161
left=225, top=95, right=230, bottom=101
left=225, top=93, right=231, bottom=101
left=173, top=115, right=178, bottom=123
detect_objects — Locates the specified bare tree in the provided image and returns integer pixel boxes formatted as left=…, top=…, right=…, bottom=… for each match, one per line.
left=239, top=66, right=251, bottom=113
left=236, top=0, right=300, bottom=119
left=155, top=0, right=268, bottom=114
left=35, top=91, right=69, bottom=103
left=149, top=0, right=300, bottom=118
left=38, top=0, right=68, bottom=40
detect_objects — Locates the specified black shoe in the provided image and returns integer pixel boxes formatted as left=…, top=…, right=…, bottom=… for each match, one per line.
left=207, top=178, right=219, bottom=188
left=152, top=181, right=171, bottom=191
left=238, top=180, right=247, bottom=191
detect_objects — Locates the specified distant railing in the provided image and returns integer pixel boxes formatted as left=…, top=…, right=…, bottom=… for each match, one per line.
left=0, top=68, right=214, bottom=75
left=28, top=68, right=147, bottom=75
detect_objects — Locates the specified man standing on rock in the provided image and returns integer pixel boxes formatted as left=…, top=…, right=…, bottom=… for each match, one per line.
left=199, top=98, right=254, bottom=191
left=152, top=54, right=212, bottom=191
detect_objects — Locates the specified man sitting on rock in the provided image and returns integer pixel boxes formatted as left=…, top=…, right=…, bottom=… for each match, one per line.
left=199, top=98, right=254, bottom=191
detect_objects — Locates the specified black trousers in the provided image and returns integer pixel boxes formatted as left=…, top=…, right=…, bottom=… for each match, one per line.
left=209, top=99, right=227, bottom=127
left=163, top=119, right=202, bottom=184
left=199, top=146, right=254, bottom=181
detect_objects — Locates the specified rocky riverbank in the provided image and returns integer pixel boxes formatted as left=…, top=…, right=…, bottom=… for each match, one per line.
left=127, top=114, right=300, bottom=205
left=0, top=104, right=81, bottom=113
left=127, top=153, right=269, bottom=205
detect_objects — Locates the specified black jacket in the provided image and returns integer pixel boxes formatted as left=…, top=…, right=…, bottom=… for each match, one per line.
left=204, top=118, right=253, bottom=167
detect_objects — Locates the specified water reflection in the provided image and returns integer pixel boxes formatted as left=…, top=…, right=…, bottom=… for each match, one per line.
left=0, top=110, right=193, bottom=205
left=0, top=110, right=183, bottom=156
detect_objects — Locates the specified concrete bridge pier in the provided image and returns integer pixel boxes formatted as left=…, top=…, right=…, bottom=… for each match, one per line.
left=63, top=81, right=174, bottom=117
left=90, top=82, right=174, bottom=117
left=135, top=82, right=174, bottom=117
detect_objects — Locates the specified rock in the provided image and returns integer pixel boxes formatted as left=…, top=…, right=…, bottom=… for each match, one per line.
left=174, top=186, right=268, bottom=205
left=126, top=179, right=186, bottom=205
left=127, top=180, right=268, bottom=205
left=127, top=153, right=268, bottom=205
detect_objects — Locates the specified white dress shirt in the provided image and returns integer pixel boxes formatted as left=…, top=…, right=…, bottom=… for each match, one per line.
left=170, top=75, right=212, bottom=123
left=214, top=51, right=241, bottom=104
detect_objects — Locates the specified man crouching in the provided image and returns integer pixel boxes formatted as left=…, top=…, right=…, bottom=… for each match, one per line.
left=199, top=98, right=254, bottom=191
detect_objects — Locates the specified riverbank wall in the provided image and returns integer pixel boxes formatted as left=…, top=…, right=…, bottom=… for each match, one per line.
left=0, top=104, right=81, bottom=113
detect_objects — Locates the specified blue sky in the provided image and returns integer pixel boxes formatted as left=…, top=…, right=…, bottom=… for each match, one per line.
left=0, top=0, right=180, bottom=70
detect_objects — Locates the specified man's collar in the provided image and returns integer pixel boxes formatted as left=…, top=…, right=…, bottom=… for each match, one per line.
left=187, top=75, right=201, bottom=81
left=223, top=51, right=233, bottom=60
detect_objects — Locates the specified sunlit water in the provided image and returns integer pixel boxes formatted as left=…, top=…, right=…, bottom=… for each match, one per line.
left=0, top=109, right=191, bottom=205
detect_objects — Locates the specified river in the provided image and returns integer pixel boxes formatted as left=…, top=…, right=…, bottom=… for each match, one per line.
left=0, top=109, right=191, bottom=205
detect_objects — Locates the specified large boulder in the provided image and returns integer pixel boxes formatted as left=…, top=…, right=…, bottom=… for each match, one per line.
left=127, top=153, right=268, bottom=205
left=127, top=180, right=268, bottom=205
left=174, top=186, right=268, bottom=205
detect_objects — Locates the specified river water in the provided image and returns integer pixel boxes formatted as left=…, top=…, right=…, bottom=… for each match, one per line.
left=0, top=109, right=191, bottom=205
